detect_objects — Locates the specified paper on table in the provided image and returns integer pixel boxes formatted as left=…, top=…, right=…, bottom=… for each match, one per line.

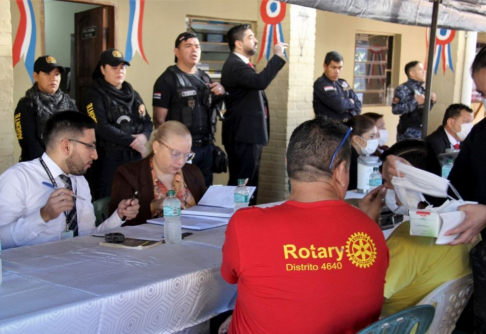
left=198, top=185, right=257, bottom=208
left=147, top=215, right=230, bottom=230
left=92, top=225, right=164, bottom=241
left=181, top=205, right=235, bottom=218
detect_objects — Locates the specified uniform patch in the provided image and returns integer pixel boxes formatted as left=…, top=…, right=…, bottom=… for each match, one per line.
left=181, top=90, right=197, bottom=97
left=153, top=92, right=161, bottom=99
left=46, top=56, right=57, bottom=64
left=340, top=80, right=349, bottom=89
left=112, top=50, right=123, bottom=58
left=86, top=103, right=98, bottom=123
left=14, top=113, right=23, bottom=140
left=346, top=232, right=377, bottom=269
left=324, top=86, right=335, bottom=92
left=393, top=97, right=400, bottom=104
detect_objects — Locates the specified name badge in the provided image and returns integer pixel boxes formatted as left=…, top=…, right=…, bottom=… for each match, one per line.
left=409, top=210, right=440, bottom=237
left=61, top=230, right=74, bottom=240
left=181, top=90, right=197, bottom=97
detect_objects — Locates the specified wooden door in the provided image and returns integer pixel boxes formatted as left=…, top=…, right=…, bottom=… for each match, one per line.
left=75, top=6, right=115, bottom=111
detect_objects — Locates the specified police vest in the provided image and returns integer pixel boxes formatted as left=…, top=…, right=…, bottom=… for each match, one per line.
left=167, top=66, right=212, bottom=140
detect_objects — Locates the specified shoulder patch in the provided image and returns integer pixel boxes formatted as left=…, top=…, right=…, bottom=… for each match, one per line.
left=86, top=103, right=97, bottom=123
left=153, top=92, right=162, bottom=100
left=324, top=86, right=335, bottom=92
left=393, top=97, right=400, bottom=104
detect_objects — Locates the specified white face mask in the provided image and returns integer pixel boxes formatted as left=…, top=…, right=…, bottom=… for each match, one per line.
left=385, top=189, right=409, bottom=215
left=359, top=138, right=379, bottom=155
left=378, top=129, right=389, bottom=146
left=455, top=122, right=474, bottom=142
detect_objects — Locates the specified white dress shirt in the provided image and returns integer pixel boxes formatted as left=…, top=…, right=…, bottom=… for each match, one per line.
left=0, top=153, right=123, bottom=249
left=445, top=128, right=460, bottom=149
left=233, top=52, right=250, bottom=64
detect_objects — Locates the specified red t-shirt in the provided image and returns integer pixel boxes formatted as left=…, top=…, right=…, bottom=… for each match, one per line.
left=221, top=200, right=389, bottom=334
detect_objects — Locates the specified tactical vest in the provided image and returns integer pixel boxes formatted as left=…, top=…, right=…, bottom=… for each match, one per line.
left=167, top=66, right=213, bottom=140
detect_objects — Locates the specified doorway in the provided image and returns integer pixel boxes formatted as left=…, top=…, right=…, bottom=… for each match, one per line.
left=44, top=0, right=115, bottom=111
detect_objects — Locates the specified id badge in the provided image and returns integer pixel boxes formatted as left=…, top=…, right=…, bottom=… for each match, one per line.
left=61, top=230, right=74, bottom=240
left=409, top=210, right=441, bottom=238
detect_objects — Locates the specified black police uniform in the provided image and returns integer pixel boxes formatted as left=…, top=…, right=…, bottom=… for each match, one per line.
left=313, top=74, right=362, bottom=121
left=153, top=65, right=223, bottom=187
left=85, top=79, right=153, bottom=200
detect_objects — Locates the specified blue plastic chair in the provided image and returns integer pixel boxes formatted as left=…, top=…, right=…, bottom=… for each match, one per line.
left=93, top=197, right=111, bottom=227
left=356, top=305, right=435, bottom=334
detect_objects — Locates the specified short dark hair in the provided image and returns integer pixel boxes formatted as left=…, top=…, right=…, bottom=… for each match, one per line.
left=43, top=111, right=96, bottom=149
left=362, top=112, right=384, bottom=123
left=471, top=45, right=486, bottom=74
left=404, top=61, right=420, bottom=78
left=442, top=103, right=473, bottom=127
left=380, top=139, right=444, bottom=206
left=344, top=115, right=375, bottom=137
left=287, top=118, right=351, bottom=182
left=227, top=24, right=251, bottom=52
left=324, top=51, right=343, bottom=66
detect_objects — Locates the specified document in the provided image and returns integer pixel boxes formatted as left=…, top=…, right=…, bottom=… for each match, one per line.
left=147, top=215, right=230, bottom=230
left=198, top=185, right=256, bottom=209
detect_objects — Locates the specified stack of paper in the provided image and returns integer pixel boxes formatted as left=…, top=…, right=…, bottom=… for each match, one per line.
left=147, top=216, right=230, bottom=230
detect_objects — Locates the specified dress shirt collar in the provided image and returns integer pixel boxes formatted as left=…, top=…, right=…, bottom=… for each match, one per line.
left=41, top=152, right=67, bottom=180
left=233, top=52, right=250, bottom=64
left=444, top=127, right=459, bottom=147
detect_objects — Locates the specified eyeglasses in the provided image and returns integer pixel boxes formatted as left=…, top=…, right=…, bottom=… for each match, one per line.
left=159, top=141, right=195, bottom=162
left=329, top=127, right=353, bottom=170
left=69, top=139, right=97, bottom=151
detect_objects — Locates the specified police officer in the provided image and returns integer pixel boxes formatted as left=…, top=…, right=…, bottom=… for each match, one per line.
left=153, top=32, right=225, bottom=187
left=84, top=49, right=153, bottom=200
left=392, top=61, right=436, bottom=141
left=313, top=51, right=362, bottom=121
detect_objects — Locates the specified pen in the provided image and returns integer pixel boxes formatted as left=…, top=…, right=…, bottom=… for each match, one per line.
left=122, top=191, right=138, bottom=221
left=42, top=181, right=86, bottom=201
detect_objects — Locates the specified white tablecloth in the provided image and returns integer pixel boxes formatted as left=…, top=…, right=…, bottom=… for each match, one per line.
left=0, top=224, right=236, bottom=334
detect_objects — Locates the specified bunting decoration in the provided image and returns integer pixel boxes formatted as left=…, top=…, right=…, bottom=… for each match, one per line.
left=125, top=0, right=148, bottom=64
left=12, top=0, right=37, bottom=83
left=258, top=0, right=287, bottom=63
left=426, top=28, right=455, bottom=75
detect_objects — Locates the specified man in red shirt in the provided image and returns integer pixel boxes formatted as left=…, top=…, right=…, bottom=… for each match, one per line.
left=221, top=118, right=389, bottom=334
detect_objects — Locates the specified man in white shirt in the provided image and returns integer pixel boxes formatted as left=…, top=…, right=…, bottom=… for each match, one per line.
left=425, top=103, right=474, bottom=155
left=0, top=111, right=139, bottom=249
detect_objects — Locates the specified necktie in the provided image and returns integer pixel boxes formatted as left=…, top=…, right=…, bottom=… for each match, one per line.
left=59, top=174, right=78, bottom=236
left=248, top=62, right=255, bottom=69
left=453, top=143, right=460, bottom=150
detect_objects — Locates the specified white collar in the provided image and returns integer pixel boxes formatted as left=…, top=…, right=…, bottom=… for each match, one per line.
left=444, top=127, right=460, bottom=147
left=41, top=152, right=67, bottom=179
left=233, top=52, right=250, bottom=64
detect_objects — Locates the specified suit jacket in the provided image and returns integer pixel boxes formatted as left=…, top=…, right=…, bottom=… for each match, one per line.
left=109, top=154, right=207, bottom=226
left=221, top=53, right=286, bottom=146
left=425, top=126, right=451, bottom=155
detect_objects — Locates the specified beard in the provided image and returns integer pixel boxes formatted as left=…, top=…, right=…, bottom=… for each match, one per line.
left=244, top=44, right=257, bottom=57
left=65, top=153, right=88, bottom=176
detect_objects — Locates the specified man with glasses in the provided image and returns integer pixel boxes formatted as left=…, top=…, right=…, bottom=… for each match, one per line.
left=220, top=117, right=388, bottom=334
left=0, top=111, right=140, bottom=249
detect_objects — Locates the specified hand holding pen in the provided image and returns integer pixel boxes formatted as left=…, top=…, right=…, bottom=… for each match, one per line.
left=40, top=188, right=75, bottom=222
left=119, top=191, right=139, bottom=221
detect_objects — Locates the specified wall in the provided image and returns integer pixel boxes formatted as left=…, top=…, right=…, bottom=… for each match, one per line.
left=314, top=11, right=469, bottom=146
left=0, top=0, right=15, bottom=172
left=44, top=0, right=99, bottom=67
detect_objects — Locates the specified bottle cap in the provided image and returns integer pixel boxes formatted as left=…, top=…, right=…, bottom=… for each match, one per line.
left=237, top=179, right=246, bottom=185
left=167, top=190, right=176, bottom=196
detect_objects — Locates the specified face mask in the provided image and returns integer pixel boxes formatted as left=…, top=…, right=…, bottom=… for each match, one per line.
left=378, top=130, right=389, bottom=146
left=385, top=189, right=409, bottom=215
left=455, top=122, right=474, bottom=142
left=358, top=138, right=379, bottom=155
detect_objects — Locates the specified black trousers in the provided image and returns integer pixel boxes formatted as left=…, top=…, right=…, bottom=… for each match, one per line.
left=225, top=141, right=263, bottom=206
left=192, top=144, right=213, bottom=187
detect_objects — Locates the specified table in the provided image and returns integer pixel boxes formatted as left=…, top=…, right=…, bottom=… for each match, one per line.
left=0, top=224, right=236, bottom=334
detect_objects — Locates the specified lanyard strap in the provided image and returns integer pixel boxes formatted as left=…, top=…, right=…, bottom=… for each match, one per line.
left=39, top=157, right=59, bottom=189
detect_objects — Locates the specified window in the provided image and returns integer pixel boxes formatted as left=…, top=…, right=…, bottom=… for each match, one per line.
left=354, top=34, right=394, bottom=106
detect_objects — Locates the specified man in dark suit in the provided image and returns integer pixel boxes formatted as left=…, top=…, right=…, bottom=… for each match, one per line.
left=221, top=24, right=287, bottom=204
left=425, top=103, right=473, bottom=155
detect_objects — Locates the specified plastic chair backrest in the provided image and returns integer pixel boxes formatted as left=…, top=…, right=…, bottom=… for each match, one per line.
left=356, top=305, right=435, bottom=334
left=417, top=273, right=473, bottom=334
left=93, top=197, right=111, bottom=227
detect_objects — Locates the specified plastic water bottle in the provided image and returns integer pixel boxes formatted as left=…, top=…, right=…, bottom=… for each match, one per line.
left=163, top=190, right=182, bottom=244
left=369, top=167, right=383, bottom=190
left=234, top=179, right=250, bottom=210
left=441, top=159, right=454, bottom=179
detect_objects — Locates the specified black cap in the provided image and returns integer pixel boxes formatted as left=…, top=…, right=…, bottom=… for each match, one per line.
left=34, top=56, right=65, bottom=74
left=100, top=49, right=130, bottom=67
left=174, top=32, right=198, bottom=63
